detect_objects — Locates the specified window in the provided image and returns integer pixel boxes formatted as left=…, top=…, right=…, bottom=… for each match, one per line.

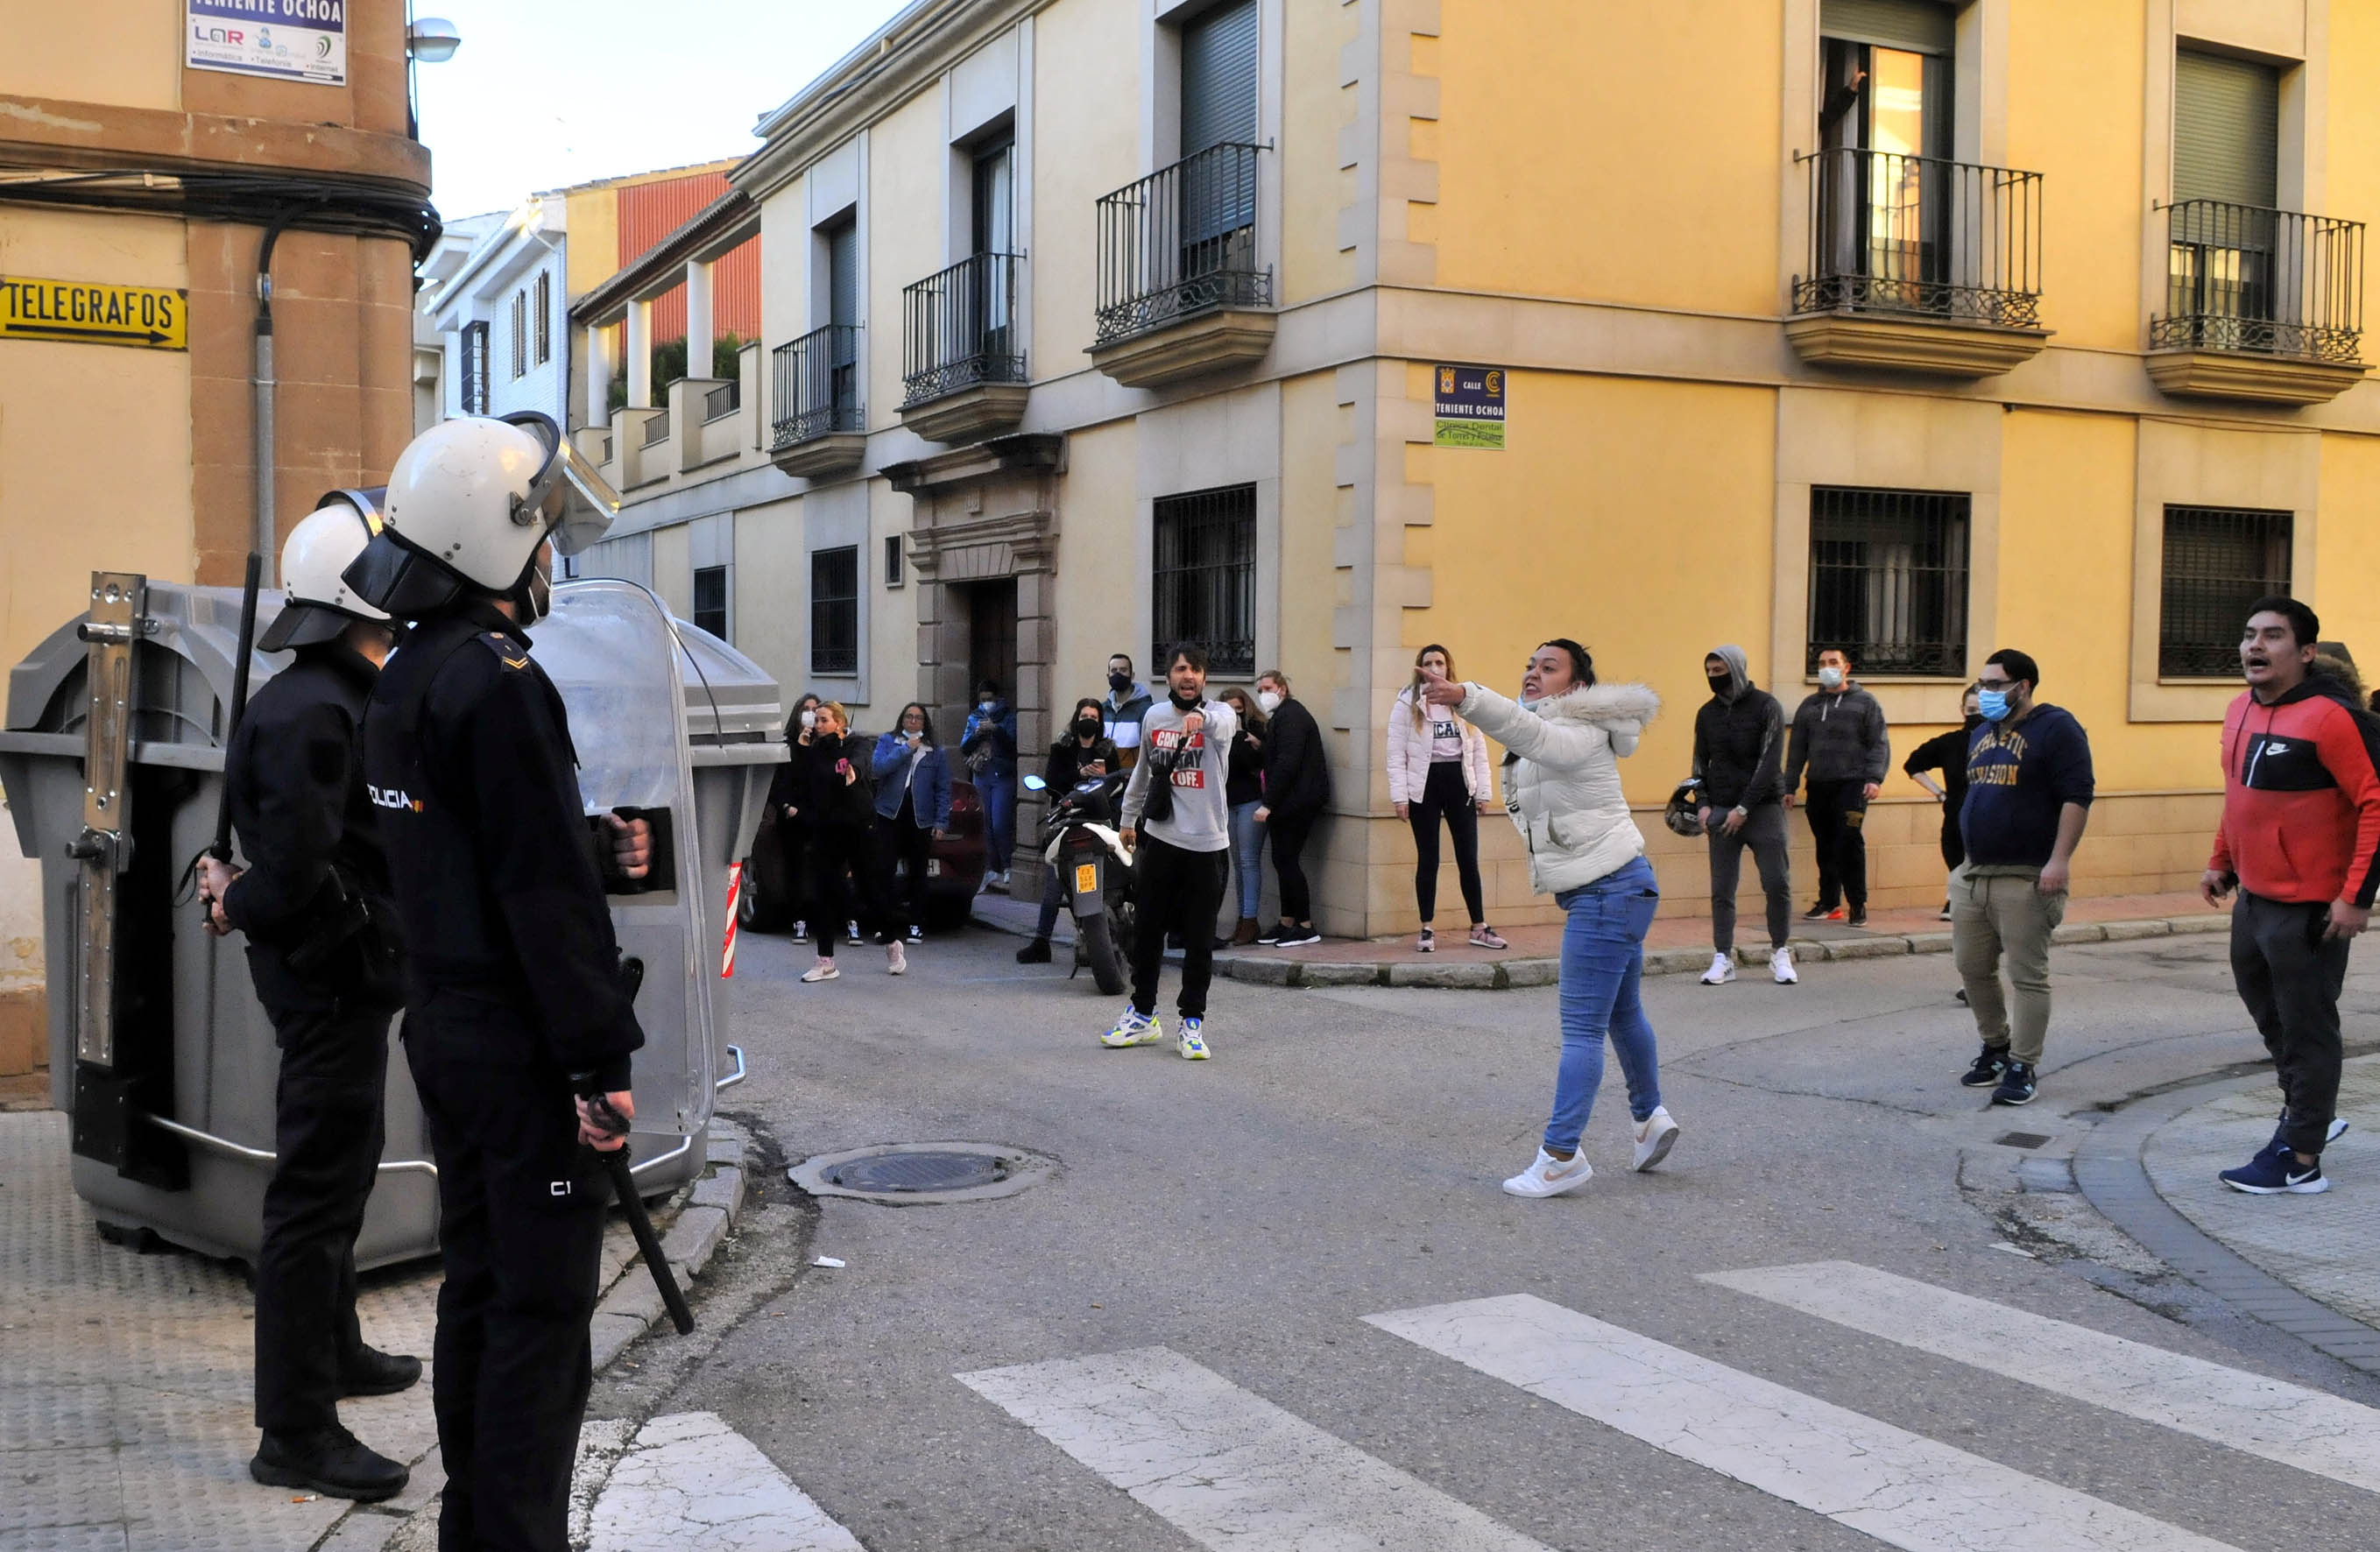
left=1153, top=484, right=1256, bottom=677
left=533, top=271, right=552, bottom=365
left=459, top=321, right=490, bottom=413
left=1179, top=0, right=1260, bottom=282
left=1806, top=486, right=1969, bottom=676
left=1813, top=3, right=1954, bottom=314
left=884, top=533, right=904, bottom=588
left=510, top=291, right=527, bottom=378
left=827, top=218, right=860, bottom=419
left=811, top=546, right=859, bottom=675
left=693, top=565, right=729, bottom=641
left=2161, top=506, right=2292, bottom=678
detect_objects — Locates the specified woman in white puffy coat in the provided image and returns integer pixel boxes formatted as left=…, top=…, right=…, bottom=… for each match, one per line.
left=1420, top=638, right=1681, bottom=1197
left=1388, top=644, right=1505, bottom=952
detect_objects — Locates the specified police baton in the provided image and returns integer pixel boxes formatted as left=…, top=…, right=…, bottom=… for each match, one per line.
left=199, top=552, right=263, bottom=922
left=589, top=1125, right=696, bottom=1336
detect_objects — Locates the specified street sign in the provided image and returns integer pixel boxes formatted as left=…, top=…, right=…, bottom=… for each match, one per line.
left=0, top=275, right=189, bottom=351
left=1433, top=363, right=1506, bottom=449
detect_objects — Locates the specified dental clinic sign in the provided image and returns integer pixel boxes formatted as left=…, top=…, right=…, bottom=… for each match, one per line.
left=187, top=0, right=346, bottom=86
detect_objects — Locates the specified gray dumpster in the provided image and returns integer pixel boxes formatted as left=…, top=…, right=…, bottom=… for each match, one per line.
left=0, top=572, right=782, bottom=1267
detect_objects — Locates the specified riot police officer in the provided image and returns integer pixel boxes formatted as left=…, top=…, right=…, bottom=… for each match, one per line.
left=341, top=413, right=648, bottom=1552
left=196, top=501, right=418, bottom=1501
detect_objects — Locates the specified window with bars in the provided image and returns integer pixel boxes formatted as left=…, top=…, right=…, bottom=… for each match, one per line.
left=459, top=321, right=490, bottom=413
left=1153, top=484, right=1256, bottom=676
left=510, top=292, right=527, bottom=378
left=1806, top=486, right=1970, bottom=676
left=693, top=564, right=729, bottom=641
left=811, top=546, right=859, bottom=675
left=533, top=272, right=552, bottom=365
left=2161, top=505, right=2292, bottom=678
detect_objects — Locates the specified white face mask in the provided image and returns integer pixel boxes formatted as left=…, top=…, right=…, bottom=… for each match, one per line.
left=1817, top=666, right=1845, bottom=690
left=978, top=699, right=995, bottom=713
left=799, top=709, right=816, bottom=730
left=1256, top=690, right=1282, bottom=715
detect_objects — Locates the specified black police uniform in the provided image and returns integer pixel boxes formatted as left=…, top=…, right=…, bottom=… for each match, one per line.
left=363, top=596, right=642, bottom=1552
left=220, top=642, right=406, bottom=1439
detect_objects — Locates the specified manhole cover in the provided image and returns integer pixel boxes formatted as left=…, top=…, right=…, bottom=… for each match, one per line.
left=823, top=1150, right=1008, bottom=1195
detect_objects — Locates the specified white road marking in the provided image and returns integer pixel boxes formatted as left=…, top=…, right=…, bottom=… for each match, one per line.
left=957, top=1345, right=1554, bottom=1552
left=1365, top=1294, right=2245, bottom=1552
left=583, top=1411, right=863, bottom=1552
left=1702, top=1259, right=2380, bottom=1497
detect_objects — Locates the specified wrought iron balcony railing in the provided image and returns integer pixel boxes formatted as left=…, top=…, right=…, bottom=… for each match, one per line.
left=641, top=408, right=671, bottom=447
left=1094, top=143, right=1272, bottom=347
left=901, top=251, right=1027, bottom=406
left=1794, top=148, right=2044, bottom=329
left=2151, top=199, right=2364, bottom=363
left=703, top=380, right=739, bottom=419
left=770, top=324, right=865, bottom=448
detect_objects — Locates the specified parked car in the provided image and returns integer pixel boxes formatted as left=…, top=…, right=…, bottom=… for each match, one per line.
left=738, top=740, right=987, bottom=934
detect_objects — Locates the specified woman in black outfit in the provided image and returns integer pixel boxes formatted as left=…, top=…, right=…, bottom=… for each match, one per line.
left=1016, top=698, right=1119, bottom=964
left=764, top=693, right=823, bottom=941
left=798, top=702, right=895, bottom=981
left=1902, top=683, right=1982, bottom=921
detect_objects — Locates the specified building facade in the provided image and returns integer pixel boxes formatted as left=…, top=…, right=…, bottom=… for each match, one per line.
left=0, top=0, right=434, bottom=1074
left=569, top=0, right=2380, bottom=942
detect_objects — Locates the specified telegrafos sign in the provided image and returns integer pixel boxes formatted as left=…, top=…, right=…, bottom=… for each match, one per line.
left=0, top=275, right=189, bottom=351
left=187, top=0, right=347, bottom=86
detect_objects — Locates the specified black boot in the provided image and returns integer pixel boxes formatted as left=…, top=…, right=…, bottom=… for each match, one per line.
left=1015, top=937, right=1052, bottom=964
left=340, top=1345, right=423, bottom=1398
left=251, top=1425, right=410, bottom=1501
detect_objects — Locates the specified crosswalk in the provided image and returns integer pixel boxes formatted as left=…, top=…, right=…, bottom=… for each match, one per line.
left=590, top=1262, right=2380, bottom=1550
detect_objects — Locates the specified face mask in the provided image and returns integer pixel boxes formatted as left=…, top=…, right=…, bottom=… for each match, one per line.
left=978, top=699, right=995, bottom=713
left=1977, top=688, right=2014, bottom=723
left=1170, top=687, right=1203, bottom=710
left=1077, top=716, right=1100, bottom=737
left=1109, top=671, right=1133, bottom=693
left=1963, top=712, right=1983, bottom=730
left=1706, top=674, right=1732, bottom=698
left=1817, top=666, right=1845, bottom=690
left=799, top=709, right=816, bottom=730
left=1256, top=690, right=1282, bottom=715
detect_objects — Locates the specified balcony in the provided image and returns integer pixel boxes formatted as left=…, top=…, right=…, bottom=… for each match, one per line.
left=2147, top=201, right=2368, bottom=405
left=900, top=252, right=1029, bottom=443
left=1090, top=143, right=1275, bottom=388
left=1787, top=148, right=2050, bottom=377
left=769, top=324, right=865, bottom=478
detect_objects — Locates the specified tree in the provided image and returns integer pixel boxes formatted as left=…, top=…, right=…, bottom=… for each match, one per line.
left=605, top=333, right=746, bottom=413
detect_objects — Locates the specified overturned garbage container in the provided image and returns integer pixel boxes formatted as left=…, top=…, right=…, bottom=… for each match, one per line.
left=0, top=568, right=782, bottom=1267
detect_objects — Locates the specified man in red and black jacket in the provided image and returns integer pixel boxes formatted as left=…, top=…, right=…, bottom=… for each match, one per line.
left=2202, top=595, right=2380, bottom=1196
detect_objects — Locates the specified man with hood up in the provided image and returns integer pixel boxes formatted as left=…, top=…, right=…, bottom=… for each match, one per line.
left=1691, top=646, right=1797, bottom=985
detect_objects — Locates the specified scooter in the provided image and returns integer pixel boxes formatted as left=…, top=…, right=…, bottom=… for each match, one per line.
left=1021, top=769, right=1136, bottom=995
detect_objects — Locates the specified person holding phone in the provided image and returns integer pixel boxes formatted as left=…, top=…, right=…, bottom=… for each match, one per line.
left=872, top=703, right=951, bottom=952
left=1018, top=697, right=1121, bottom=964
left=766, top=693, right=823, bottom=942
left=797, top=702, right=894, bottom=981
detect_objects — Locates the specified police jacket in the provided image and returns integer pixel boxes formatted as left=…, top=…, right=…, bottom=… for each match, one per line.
left=221, top=644, right=401, bottom=1016
left=363, top=601, right=644, bottom=1090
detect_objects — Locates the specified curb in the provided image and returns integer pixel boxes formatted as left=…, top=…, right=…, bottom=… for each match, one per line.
left=589, top=1121, right=752, bottom=1370
left=1199, top=913, right=2231, bottom=991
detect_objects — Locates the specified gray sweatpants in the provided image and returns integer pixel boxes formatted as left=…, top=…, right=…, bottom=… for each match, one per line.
left=1707, top=802, right=1792, bottom=954
left=1953, top=865, right=2067, bottom=1064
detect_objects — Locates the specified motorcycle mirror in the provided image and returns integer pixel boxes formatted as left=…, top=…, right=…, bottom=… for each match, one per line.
left=1022, top=774, right=1047, bottom=792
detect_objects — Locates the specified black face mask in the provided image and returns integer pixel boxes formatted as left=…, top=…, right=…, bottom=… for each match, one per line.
left=1964, top=713, right=1985, bottom=730
left=1109, top=672, right=1133, bottom=693
left=1169, top=687, right=1204, bottom=710
left=1706, top=675, right=1733, bottom=699
left=1076, top=717, right=1101, bottom=738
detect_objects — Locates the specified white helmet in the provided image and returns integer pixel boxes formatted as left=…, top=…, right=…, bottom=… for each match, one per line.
left=258, top=492, right=391, bottom=651
left=342, top=412, right=618, bottom=617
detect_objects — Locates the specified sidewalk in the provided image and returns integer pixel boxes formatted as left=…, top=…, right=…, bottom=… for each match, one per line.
left=977, top=888, right=2230, bottom=990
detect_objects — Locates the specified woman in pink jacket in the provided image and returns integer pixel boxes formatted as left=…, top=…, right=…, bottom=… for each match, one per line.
left=1388, top=645, right=1506, bottom=951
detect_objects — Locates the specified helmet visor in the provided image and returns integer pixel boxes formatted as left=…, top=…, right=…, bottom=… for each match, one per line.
left=548, top=436, right=621, bottom=557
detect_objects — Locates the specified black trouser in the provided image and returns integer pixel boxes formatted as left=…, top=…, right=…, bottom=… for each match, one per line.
left=1938, top=802, right=1966, bottom=871
left=774, top=822, right=812, bottom=931
left=2231, top=889, right=2349, bottom=1157
left=810, top=822, right=887, bottom=956
left=1269, top=807, right=1319, bottom=924
left=1707, top=801, right=1791, bottom=954
left=1130, top=832, right=1227, bottom=1019
left=876, top=796, right=933, bottom=935
left=1409, top=760, right=1484, bottom=926
left=254, top=1000, right=395, bottom=1434
left=1803, top=778, right=1869, bottom=913
left=406, top=993, right=609, bottom=1552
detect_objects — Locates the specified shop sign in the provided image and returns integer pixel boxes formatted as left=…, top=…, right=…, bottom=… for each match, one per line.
left=187, top=0, right=347, bottom=86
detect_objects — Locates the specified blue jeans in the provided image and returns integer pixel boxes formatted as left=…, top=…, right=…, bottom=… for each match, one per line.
left=981, top=773, right=1016, bottom=875
left=1543, top=855, right=1663, bottom=1154
left=1228, top=800, right=1267, bottom=919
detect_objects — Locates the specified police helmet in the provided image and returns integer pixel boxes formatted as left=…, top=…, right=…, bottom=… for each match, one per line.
left=342, top=412, right=619, bottom=617
left=257, top=492, right=392, bottom=652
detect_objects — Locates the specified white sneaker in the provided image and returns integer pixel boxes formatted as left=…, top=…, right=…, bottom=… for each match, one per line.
left=1632, top=1106, right=1680, bottom=1172
left=1502, top=1148, right=1593, bottom=1198
left=886, top=942, right=908, bottom=975
left=1100, top=1007, right=1162, bottom=1048
left=1699, top=952, right=1736, bottom=985
left=1771, top=947, right=1798, bottom=985
left=800, top=959, right=840, bottom=984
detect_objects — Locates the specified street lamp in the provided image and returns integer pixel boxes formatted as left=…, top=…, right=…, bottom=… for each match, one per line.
left=407, top=18, right=463, bottom=62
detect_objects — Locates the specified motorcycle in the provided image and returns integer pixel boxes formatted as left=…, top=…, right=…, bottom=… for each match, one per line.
left=1021, top=769, right=1136, bottom=995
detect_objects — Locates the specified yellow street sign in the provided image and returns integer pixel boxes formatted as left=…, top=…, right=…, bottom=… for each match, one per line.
left=0, top=274, right=188, bottom=351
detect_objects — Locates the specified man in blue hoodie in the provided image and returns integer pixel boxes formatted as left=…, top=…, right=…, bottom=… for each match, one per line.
left=963, top=679, right=1019, bottom=891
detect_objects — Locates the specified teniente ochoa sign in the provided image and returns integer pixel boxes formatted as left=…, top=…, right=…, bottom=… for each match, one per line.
left=187, top=0, right=348, bottom=86
left=0, top=275, right=189, bottom=351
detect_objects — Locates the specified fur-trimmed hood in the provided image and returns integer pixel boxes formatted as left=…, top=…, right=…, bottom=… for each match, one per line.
left=1531, top=681, right=1662, bottom=729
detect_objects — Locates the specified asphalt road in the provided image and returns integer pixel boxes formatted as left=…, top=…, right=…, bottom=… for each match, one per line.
left=588, top=922, right=2380, bottom=1551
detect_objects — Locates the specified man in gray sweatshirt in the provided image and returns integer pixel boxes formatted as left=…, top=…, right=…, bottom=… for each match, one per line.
left=1783, top=645, right=1890, bottom=927
left=1106, top=645, right=1239, bottom=1060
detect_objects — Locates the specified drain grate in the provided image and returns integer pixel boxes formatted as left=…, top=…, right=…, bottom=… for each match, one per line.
left=1996, top=1132, right=2053, bottom=1150
left=822, top=1150, right=1008, bottom=1195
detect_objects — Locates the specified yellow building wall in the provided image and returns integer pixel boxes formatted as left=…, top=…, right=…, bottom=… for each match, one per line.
left=561, top=187, right=622, bottom=302
left=2006, top=1, right=2145, bottom=353
left=2327, top=0, right=2380, bottom=243
left=4, top=0, right=182, bottom=110
left=650, top=522, right=692, bottom=622
left=734, top=497, right=807, bottom=701
left=865, top=479, right=915, bottom=725
left=865, top=90, right=946, bottom=431
left=1050, top=417, right=1137, bottom=702
left=1279, top=0, right=1359, bottom=306
left=1429, top=0, right=1781, bottom=314
left=1278, top=370, right=1342, bottom=688
left=2316, top=434, right=2380, bottom=676
left=1029, top=0, right=1143, bottom=371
